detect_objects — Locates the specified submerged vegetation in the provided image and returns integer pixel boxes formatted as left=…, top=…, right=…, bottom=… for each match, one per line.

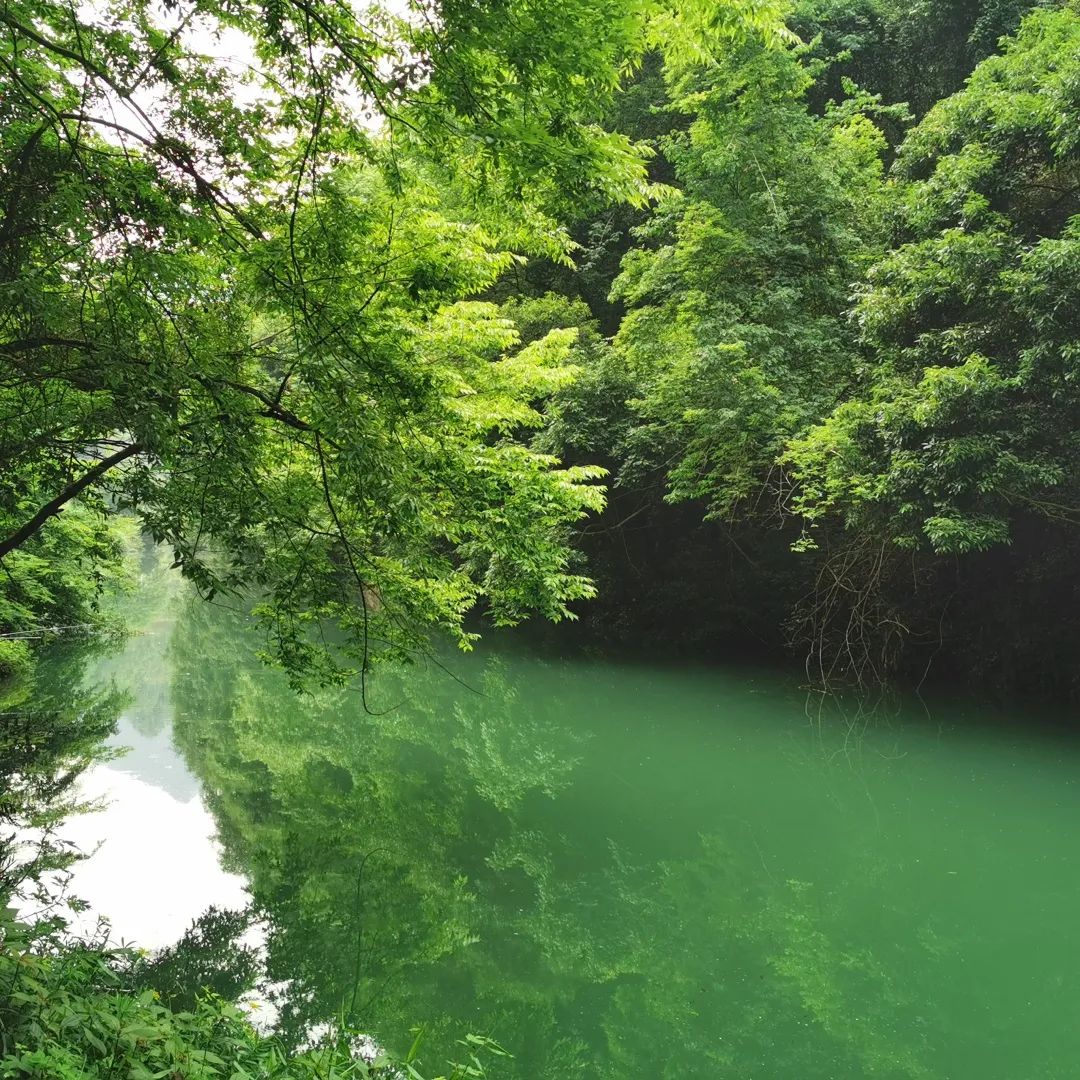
left=3, top=0, right=1080, bottom=1074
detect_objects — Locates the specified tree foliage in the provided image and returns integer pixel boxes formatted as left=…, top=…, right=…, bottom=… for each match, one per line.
left=788, top=7, right=1080, bottom=557
left=531, top=0, right=1080, bottom=689
left=0, top=0, right=656, bottom=677
left=608, top=35, right=895, bottom=521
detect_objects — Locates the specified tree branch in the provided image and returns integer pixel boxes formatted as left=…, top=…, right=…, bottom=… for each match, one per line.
left=0, top=336, right=97, bottom=355
left=0, top=442, right=143, bottom=559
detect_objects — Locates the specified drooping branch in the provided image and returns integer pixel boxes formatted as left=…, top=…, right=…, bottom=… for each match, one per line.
left=0, top=442, right=143, bottom=559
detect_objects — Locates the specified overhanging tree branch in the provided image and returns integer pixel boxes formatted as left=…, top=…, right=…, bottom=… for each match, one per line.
left=0, top=441, right=144, bottom=559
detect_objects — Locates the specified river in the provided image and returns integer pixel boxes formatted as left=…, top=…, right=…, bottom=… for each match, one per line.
left=30, top=562, right=1080, bottom=1079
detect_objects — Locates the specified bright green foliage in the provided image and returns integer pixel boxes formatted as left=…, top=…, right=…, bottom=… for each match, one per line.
left=526, top=2, right=1080, bottom=683
left=0, top=510, right=130, bottom=645
left=2, top=148, right=605, bottom=679
left=0, top=641, right=32, bottom=680
left=0, top=0, right=651, bottom=677
left=501, top=294, right=636, bottom=470
left=788, top=7, right=1080, bottom=556
left=0, top=912, right=506, bottom=1080
left=607, top=35, right=892, bottom=519
left=0, top=0, right=799, bottom=679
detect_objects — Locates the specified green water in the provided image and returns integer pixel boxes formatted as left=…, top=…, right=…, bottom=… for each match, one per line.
left=38, top=578, right=1080, bottom=1079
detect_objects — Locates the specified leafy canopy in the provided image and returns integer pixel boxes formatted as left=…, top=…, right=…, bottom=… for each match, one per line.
left=0, top=0, right=789, bottom=678
left=787, top=7, right=1080, bottom=555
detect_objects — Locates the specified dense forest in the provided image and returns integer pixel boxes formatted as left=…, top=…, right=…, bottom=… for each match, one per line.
left=3, top=0, right=1080, bottom=699
left=3, top=0, right=1080, bottom=1076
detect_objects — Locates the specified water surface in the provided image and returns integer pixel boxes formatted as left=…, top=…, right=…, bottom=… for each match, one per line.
left=40, top=579, right=1080, bottom=1079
